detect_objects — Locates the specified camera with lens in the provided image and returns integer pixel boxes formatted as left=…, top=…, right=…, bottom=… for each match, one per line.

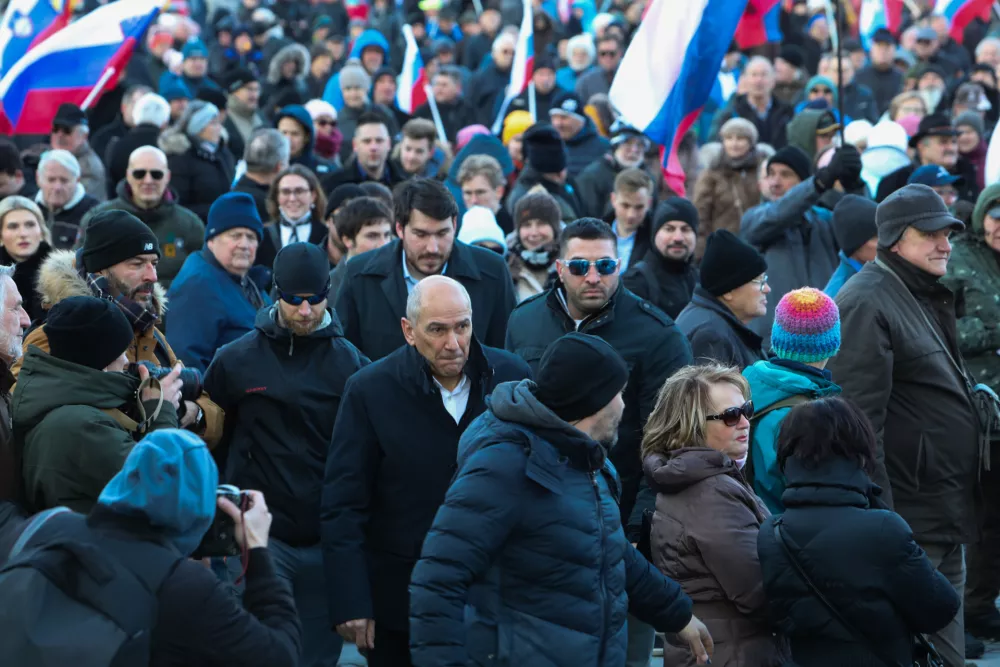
left=192, top=484, right=247, bottom=559
left=125, top=360, right=203, bottom=403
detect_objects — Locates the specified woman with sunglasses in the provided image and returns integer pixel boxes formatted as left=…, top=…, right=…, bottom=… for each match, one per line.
left=641, top=364, right=789, bottom=667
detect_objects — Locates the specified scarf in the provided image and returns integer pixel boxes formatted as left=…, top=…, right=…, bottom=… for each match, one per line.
left=512, top=238, right=559, bottom=270
left=314, top=129, right=342, bottom=160
left=85, top=272, right=158, bottom=335
left=280, top=210, right=312, bottom=243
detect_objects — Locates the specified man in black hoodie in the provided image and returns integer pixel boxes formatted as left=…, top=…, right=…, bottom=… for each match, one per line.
left=204, top=243, right=369, bottom=667
left=623, top=197, right=698, bottom=320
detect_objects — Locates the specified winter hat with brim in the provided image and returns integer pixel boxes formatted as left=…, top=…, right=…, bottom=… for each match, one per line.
left=771, top=288, right=841, bottom=363
left=206, top=192, right=264, bottom=242
left=524, top=123, right=567, bottom=174
left=458, top=207, right=507, bottom=254
left=699, top=229, right=767, bottom=297
left=652, top=197, right=699, bottom=239
left=46, top=296, right=134, bottom=370
left=832, top=194, right=877, bottom=258
left=98, top=429, right=217, bottom=557
left=535, top=333, right=629, bottom=423
left=876, top=183, right=965, bottom=248
left=719, top=117, right=759, bottom=145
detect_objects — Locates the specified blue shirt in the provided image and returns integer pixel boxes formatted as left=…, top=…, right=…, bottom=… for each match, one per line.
left=402, top=248, right=449, bottom=294
left=613, top=221, right=636, bottom=270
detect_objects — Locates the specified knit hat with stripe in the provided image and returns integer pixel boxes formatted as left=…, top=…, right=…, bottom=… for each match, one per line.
left=771, top=288, right=841, bottom=363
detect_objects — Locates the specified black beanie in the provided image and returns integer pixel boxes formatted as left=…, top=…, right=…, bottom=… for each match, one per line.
left=326, top=184, right=365, bottom=219
left=82, top=210, right=160, bottom=273
left=524, top=123, right=567, bottom=174
left=767, top=146, right=812, bottom=183
left=46, top=296, right=134, bottom=370
left=535, top=333, right=629, bottom=423
left=273, top=242, right=332, bottom=296
left=652, top=197, right=699, bottom=240
left=832, top=194, right=878, bottom=257
left=699, top=229, right=768, bottom=297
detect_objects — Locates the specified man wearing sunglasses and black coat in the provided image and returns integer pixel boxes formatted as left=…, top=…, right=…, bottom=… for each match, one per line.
left=79, top=146, right=204, bottom=288
left=204, top=242, right=369, bottom=667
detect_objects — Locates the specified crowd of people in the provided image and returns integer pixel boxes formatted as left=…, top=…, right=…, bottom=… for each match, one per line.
left=0, top=0, right=1000, bottom=666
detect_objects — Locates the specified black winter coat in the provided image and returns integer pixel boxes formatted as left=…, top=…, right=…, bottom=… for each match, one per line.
left=232, top=174, right=271, bottom=224
left=467, top=63, right=513, bottom=126
left=413, top=98, right=477, bottom=144
left=105, top=123, right=162, bottom=197
left=675, top=286, right=767, bottom=369
left=757, top=458, right=961, bottom=667
left=622, top=252, right=696, bottom=320
left=320, top=339, right=531, bottom=632
left=0, top=242, right=50, bottom=323
left=575, top=153, right=625, bottom=218
left=204, top=307, right=369, bottom=547
left=161, top=136, right=236, bottom=222
left=335, top=238, right=517, bottom=361
left=710, top=94, right=795, bottom=149
left=38, top=192, right=100, bottom=250
left=505, top=285, right=693, bottom=537
left=321, top=155, right=409, bottom=195
left=875, top=157, right=980, bottom=204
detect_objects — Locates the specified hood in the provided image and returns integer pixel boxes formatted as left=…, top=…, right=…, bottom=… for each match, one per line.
left=568, top=116, right=599, bottom=145
left=158, top=126, right=193, bottom=156
left=643, top=447, right=739, bottom=494
left=803, top=75, right=838, bottom=106
left=267, top=42, right=310, bottom=84
left=97, top=429, right=217, bottom=556
left=349, top=29, right=390, bottom=63
left=972, top=182, right=1000, bottom=233
left=12, top=346, right=140, bottom=429
left=786, top=109, right=827, bottom=161
left=448, top=133, right=514, bottom=182
left=781, top=456, right=876, bottom=510
left=276, top=104, right=316, bottom=157
left=742, top=359, right=840, bottom=410
left=36, top=249, right=167, bottom=318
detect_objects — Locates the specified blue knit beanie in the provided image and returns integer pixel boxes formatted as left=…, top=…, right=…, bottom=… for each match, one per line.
left=206, top=192, right=264, bottom=243
left=182, top=38, right=208, bottom=60
left=771, top=288, right=841, bottom=363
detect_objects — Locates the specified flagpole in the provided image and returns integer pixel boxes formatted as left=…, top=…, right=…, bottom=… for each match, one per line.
left=81, top=67, right=116, bottom=110
left=472, top=0, right=484, bottom=15
left=423, top=84, right=450, bottom=147
left=528, top=81, right=537, bottom=122
left=833, top=0, right=845, bottom=143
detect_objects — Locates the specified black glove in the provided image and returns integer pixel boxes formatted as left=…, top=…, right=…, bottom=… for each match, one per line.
left=815, top=145, right=863, bottom=191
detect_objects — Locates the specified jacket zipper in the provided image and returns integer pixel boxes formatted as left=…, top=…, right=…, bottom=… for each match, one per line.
left=591, top=471, right=608, bottom=663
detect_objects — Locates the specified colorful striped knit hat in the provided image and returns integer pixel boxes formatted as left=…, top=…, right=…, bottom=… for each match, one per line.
left=771, top=288, right=841, bottom=363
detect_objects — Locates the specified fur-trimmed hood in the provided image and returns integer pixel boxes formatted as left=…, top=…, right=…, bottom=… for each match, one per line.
left=158, top=126, right=193, bottom=156
left=698, top=141, right=766, bottom=172
left=267, top=43, right=310, bottom=85
left=36, top=249, right=168, bottom=318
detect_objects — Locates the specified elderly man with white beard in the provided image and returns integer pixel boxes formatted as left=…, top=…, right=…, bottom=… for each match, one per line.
left=0, top=265, right=30, bottom=501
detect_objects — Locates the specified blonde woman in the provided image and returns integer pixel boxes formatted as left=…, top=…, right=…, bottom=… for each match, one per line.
left=642, top=364, right=788, bottom=666
left=0, top=196, right=51, bottom=321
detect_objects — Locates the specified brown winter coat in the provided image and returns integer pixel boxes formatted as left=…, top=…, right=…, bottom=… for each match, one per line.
left=692, top=145, right=764, bottom=259
left=10, top=250, right=223, bottom=447
left=644, top=447, right=788, bottom=667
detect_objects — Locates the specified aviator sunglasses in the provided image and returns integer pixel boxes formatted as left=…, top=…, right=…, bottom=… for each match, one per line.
left=706, top=400, right=754, bottom=427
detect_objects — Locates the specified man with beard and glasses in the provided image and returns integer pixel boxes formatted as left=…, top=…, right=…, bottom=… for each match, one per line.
left=335, top=178, right=516, bottom=361
left=323, top=276, right=530, bottom=667
left=205, top=242, right=369, bottom=667
left=14, top=210, right=223, bottom=447
left=623, top=198, right=699, bottom=320
left=0, top=265, right=30, bottom=501
left=411, top=332, right=714, bottom=667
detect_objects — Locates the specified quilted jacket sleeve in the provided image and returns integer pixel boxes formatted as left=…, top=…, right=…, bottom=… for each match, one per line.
left=624, top=544, right=694, bottom=633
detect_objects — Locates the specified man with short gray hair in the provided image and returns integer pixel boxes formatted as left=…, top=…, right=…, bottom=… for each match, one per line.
left=0, top=265, right=30, bottom=501
left=34, top=149, right=100, bottom=249
left=234, top=128, right=291, bottom=222
left=710, top=55, right=794, bottom=149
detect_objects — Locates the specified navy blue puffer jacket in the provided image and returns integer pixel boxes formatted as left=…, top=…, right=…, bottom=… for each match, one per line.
left=409, top=380, right=693, bottom=667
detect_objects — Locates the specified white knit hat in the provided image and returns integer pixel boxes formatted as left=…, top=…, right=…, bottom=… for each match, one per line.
left=458, top=207, right=507, bottom=255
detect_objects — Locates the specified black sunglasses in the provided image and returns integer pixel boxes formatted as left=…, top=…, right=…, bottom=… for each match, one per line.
left=706, top=400, right=754, bottom=427
left=279, top=290, right=329, bottom=306
left=315, top=118, right=337, bottom=127
left=51, top=124, right=73, bottom=135
left=599, top=50, right=619, bottom=57
left=131, top=169, right=165, bottom=181
left=561, top=258, right=619, bottom=276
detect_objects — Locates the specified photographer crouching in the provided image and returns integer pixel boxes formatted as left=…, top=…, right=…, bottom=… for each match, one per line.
left=12, top=209, right=223, bottom=447
left=0, top=429, right=300, bottom=667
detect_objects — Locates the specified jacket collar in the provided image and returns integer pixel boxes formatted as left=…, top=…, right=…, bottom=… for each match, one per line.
left=781, top=457, right=880, bottom=510
left=545, top=283, right=618, bottom=331
left=689, top=285, right=763, bottom=344
left=875, top=248, right=951, bottom=299
left=400, top=334, right=494, bottom=397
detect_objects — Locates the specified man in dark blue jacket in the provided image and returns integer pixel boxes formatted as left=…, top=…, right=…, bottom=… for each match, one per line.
left=204, top=243, right=369, bottom=667
left=322, top=276, right=530, bottom=667
left=335, top=178, right=516, bottom=361
left=410, top=333, right=713, bottom=666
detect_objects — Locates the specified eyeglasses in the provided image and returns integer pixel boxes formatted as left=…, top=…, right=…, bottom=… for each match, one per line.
left=750, top=274, right=768, bottom=291
left=706, top=400, right=755, bottom=427
left=598, top=50, right=619, bottom=57
left=560, top=258, right=620, bottom=276
left=51, top=125, right=73, bottom=135
left=131, top=169, right=165, bottom=181
left=315, top=118, right=337, bottom=127
left=279, top=187, right=311, bottom=198
left=279, top=290, right=329, bottom=306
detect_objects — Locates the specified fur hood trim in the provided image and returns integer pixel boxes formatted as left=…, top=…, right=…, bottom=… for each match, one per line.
left=158, top=127, right=192, bottom=156
left=267, top=43, right=310, bottom=85
left=37, top=249, right=167, bottom=317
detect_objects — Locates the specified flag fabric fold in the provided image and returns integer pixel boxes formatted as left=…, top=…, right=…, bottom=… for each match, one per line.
left=0, top=0, right=71, bottom=80
left=609, top=0, right=749, bottom=196
left=395, top=24, right=427, bottom=115
left=859, top=0, right=904, bottom=49
left=934, top=0, right=992, bottom=44
left=490, top=0, right=534, bottom=134
left=734, top=0, right=781, bottom=50
left=0, top=0, right=160, bottom=134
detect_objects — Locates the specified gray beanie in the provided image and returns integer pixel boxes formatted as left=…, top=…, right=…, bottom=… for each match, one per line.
left=185, top=101, right=219, bottom=138
left=719, top=117, right=759, bottom=145
left=340, top=64, right=372, bottom=92
left=876, top=183, right=965, bottom=248
left=954, top=111, right=985, bottom=139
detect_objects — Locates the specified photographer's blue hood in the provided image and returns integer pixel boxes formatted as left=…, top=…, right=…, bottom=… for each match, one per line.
left=98, top=429, right=218, bottom=556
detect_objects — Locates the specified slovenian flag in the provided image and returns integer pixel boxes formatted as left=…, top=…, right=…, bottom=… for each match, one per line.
left=934, top=0, right=993, bottom=44
left=734, top=0, right=781, bottom=50
left=396, top=24, right=427, bottom=115
left=490, top=0, right=534, bottom=134
left=0, top=0, right=73, bottom=80
left=859, top=0, right=903, bottom=49
left=0, top=0, right=160, bottom=134
left=610, top=0, right=748, bottom=196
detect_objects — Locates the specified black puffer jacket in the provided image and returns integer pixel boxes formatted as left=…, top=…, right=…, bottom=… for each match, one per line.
left=0, top=242, right=50, bottom=322
left=757, top=457, right=961, bottom=667
left=159, top=130, right=236, bottom=223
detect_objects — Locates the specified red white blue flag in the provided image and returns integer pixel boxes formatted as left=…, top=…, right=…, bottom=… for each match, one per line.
left=0, top=0, right=73, bottom=80
left=491, top=0, right=534, bottom=134
left=933, top=0, right=992, bottom=43
left=859, top=0, right=904, bottom=48
left=396, top=24, right=427, bottom=115
left=0, top=0, right=160, bottom=134
left=734, top=0, right=781, bottom=50
left=610, top=0, right=748, bottom=196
